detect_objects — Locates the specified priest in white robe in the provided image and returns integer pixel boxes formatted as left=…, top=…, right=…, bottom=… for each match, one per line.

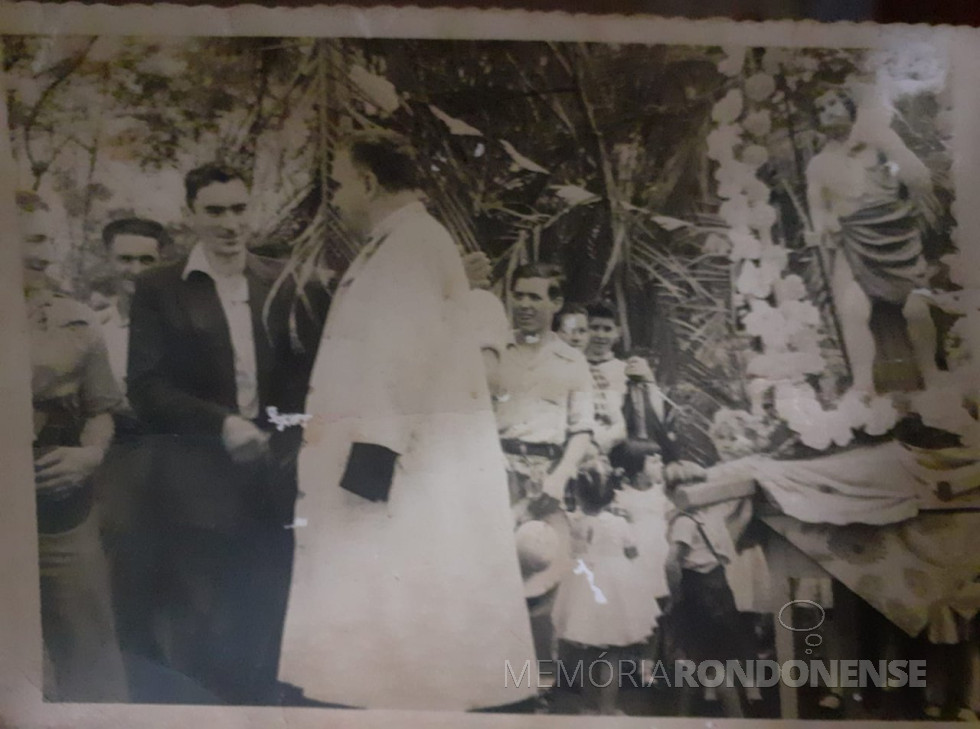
left=278, top=130, right=537, bottom=711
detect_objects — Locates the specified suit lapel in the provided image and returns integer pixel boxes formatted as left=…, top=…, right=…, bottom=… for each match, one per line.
left=180, top=271, right=233, bottom=358
left=178, top=270, right=237, bottom=407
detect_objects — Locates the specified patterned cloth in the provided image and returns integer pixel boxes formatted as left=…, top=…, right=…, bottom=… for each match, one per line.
left=709, top=443, right=922, bottom=526
left=763, top=512, right=980, bottom=641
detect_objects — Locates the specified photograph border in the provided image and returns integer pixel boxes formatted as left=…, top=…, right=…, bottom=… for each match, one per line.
left=1, top=4, right=979, bottom=727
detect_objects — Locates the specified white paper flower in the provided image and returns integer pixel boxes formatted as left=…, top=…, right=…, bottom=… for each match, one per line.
left=717, top=46, right=746, bottom=77
left=823, top=408, right=857, bottom=448
left=744, top=177, right=771, bottom=205
left=774, top=383, right=828, bottom=448
left=740, top=144, right=770, bottom=168
left=712, top=89, right=744, bottom=125
left=736, top=261, right=773, bottom=300
left=761, top=48, right=793, bottom=75
left=714, top=159, right=757, bottom=199
left=742, top=110, right=772, bottom=139
left=706, top=124, right=742, bottom=162
left=774, top=383, right=853, bottom=450
left=719, top=194, right=752, bottom=231
left=743, top=299, right=790, bottom=349
left=864, top=395, right=900, bottom=436
left=744, top=73, right=777, bottom=102
left=778, top=299, right=821, bottom=329
left=760, top=244, right=789, bottom=271
left=728, top=231, right=763, bottom=261
left=747, top=202, right=778, bottom=233
left=788, top=327, right=823, bottom=354
left=773, top=274, right=807, bottom=303
left=703, top=233, right=731, bottom=256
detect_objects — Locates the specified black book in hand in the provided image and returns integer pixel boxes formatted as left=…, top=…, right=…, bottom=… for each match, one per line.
left=339, top=442, right=398, bottom=503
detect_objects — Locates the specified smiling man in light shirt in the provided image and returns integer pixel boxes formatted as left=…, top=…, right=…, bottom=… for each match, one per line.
left=127, top=164, right=320, bottom=704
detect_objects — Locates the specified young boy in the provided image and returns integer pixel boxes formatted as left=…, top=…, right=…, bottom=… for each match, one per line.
left=665, top=481, right=746, bottom=718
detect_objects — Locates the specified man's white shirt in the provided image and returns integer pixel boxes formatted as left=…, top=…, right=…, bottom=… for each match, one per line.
left=183, top=243, right=259, bottom=419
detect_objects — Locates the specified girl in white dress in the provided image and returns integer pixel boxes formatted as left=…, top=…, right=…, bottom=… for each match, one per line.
left=613, top=454, right=671, bottom=681
left=552, top=460, right=656, bottom=714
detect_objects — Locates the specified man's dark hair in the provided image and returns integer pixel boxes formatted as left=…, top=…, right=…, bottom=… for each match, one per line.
left=510, top=262, right=565, bottom=300
left=816, top=87, right=857, bottom=122
left=184, top=164, right=249, bottom=209
left=102, top=217, right=173, bottom=251
left=342, top=129, right=420, bottom=193
left=586, top=299, right=619, bottom=324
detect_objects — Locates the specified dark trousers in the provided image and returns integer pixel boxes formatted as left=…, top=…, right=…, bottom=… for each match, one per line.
left=673, top=566, right=745, bottom=664
left=98, top=440, right=165, bottom=663
left=157, top=524, right=294, bottom=705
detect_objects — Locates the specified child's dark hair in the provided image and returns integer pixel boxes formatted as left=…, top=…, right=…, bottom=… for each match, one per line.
left=570, top=460, right=624, bottom=511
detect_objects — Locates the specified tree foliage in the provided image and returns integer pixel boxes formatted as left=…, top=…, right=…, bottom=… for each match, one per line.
left=4, top=35, right=954, bottom=460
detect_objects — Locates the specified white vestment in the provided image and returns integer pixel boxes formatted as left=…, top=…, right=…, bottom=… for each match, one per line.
left=278, top=201, right=536, bottom=710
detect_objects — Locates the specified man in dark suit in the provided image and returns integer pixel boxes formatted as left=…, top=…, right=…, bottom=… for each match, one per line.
left=127, top=164, right=323, bottom=704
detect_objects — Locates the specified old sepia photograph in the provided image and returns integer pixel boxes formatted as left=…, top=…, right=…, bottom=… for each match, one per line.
left=1, top=6, right=980, bottom=726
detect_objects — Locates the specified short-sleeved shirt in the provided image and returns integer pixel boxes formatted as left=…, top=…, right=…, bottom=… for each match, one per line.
left=29, top=289, right=123, bottom=446
left=668, top=507, right=736, bottom=574
left=495, top=332, right=595, bottom=446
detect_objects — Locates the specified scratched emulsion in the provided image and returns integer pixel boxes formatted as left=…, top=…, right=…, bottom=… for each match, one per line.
left=573, top=559, right=608, bottom=605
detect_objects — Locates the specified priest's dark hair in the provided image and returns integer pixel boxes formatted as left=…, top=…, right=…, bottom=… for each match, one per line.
left=343, top=129, right=420, bottom=193
left=102, top=217, right=173, bottom=252
left=184, top=163, right=250, bottom=209
left=510, top=262, right=565, bottom=301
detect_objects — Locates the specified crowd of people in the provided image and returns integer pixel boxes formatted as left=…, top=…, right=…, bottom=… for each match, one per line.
left=19, top=128, right=764, bottom=716
left=18, top=101, right=974, bottom=719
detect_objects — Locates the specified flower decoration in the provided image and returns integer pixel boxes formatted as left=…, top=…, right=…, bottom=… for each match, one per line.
left=704, top=49, right=910, bottom=452
left=711, top=89, right=744, bottom=125
left=742, top=110, right=772, bottom=138
left=744, top=73, right=776, bottom=102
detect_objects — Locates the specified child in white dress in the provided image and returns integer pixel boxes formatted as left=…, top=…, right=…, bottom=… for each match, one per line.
left=552, top=460, right=656, bottom=715
left=613, top=454, right=671, bottom=681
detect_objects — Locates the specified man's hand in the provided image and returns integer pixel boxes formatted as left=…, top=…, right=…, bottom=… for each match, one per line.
left=539, top=468, right=570, bottom=503
left=34, top=446, right=104, bottom=492
left=222, top=415, right=270, bottom=464
left=625, top=356, right=655, bottom=383
left=462, top=251, right=492, bottom=290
